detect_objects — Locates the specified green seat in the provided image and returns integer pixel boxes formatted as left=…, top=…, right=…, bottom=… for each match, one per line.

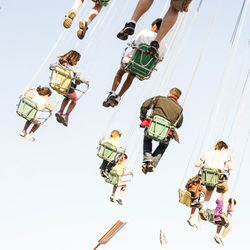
left=97, top=142, right=120, bottom=163
left=147, top=115, right=171, bottom=142
left=202, top=166, right=219, bottom=188
left=207, top=208, right=215, bottom=224
left=92, top=0, right=110, bottom=6
left=124, top=43, right=159, bottom=80
left=178, top=189, right=192, bottom=207
left=16, top=96, right=38, bottom=122
left=105, top=170, right=119, bottom=185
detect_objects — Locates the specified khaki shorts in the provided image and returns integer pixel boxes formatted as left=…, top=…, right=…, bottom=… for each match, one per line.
left=171, top=0, right=193, bottom=12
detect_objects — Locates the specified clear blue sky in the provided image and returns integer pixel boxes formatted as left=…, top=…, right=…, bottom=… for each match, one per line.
left=0, top=0, right=249, bottom=249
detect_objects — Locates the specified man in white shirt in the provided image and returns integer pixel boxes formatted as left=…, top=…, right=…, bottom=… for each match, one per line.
left=103, top=18, right=167, bottom=108
left=117, top=0, right=192, bottom=56
left=195, top=141, right=234, bottom=222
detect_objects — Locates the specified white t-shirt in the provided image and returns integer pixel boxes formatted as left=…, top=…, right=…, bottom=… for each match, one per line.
left=122, top=29, right=167, bottom=64
left=33, top=94, right=48, bottom=120
left=201, top=150, right=232, bottom=171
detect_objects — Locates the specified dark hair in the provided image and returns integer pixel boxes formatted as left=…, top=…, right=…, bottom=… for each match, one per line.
left=152, top=18, right=162, bottom=30
left=36, top=86, right=52, bottom=96
left=229, top=198, right=237, bottom=205
left=123, top=153, right=128, bottom=159
left=59, top=50, right=81, bottom=66
left=170, top=88, right=182, bottom=99
left=215, top=141, right=228, bottom=150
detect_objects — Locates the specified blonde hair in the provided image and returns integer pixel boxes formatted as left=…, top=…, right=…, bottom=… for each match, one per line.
left=59, top=50, right=81, bottom=66
left=111, top=130, right=122, bottom=138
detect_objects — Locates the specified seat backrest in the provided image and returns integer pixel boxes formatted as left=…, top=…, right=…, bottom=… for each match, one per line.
left=147, top=115, right=171, bottom=142
left=178, top=189, right=191, bottom=207
left=206, top=208, right=215, bottom=224
left=16, top=96, right=38, bottom=122
left=92, top=0, right=109, bottom=6
left=105, top=170, right=119, bottom=185
left=126, top=43, right=159, bottom=80
left=50, top=65, right=74, bottom=96
left=97, top=142, right=119, bottom=163
left=201, top=166, right=219, bottom=187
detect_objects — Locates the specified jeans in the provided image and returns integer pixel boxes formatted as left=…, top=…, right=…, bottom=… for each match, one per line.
left=99, top=160, right=115, bottom=172
left=143, top=135, right=170, bottom=168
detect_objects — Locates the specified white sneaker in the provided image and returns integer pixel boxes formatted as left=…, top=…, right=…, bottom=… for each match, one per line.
left=110, top=195, right=115, bottom=202
left=187, top=218, right=194, bottom=227
left=25, top=134, right=35, bottom=142
left=102, top=91, right=116, bottom=107
left=20, top=131, right=26, bottom=137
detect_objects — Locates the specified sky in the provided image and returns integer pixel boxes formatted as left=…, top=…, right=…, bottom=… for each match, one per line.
left=0, top=0, right=250, bottom=249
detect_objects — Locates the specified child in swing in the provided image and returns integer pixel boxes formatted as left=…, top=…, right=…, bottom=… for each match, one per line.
left=20, top=86, right=59, bottom=142
left=109, top=154, right=133, bottom=205
left=63, top=0, right=110, bottom=39
left=54, top=50, right=87, bottom=127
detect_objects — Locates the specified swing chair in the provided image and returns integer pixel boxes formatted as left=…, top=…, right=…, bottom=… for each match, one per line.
left=121, top=43, right=161, bottom=81
left=92, top=0, right=110, bottom=6
left=105, top=170, right=133, bottom=187
left=49, top=63, right=89, bottom=100
left=178, top=188, right=204, bottom=208
left=16, top=95, right=52, bottom=125
left=146, top=115, right=172, bottom=142
left=97, top=141, right=124, bottom=164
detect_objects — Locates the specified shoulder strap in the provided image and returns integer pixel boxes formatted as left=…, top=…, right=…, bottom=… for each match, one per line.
left=172, top=109, right=183, bottom=127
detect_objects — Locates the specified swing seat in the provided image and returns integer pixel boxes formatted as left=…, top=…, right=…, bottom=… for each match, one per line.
left=16, top=96, right=52, bottom=125
left=105, top=170, right=133, bottom=187
left=92, top=0, right=110, bottom=6
left=97, top=142, right=121, bottom=164
left=201, top=166, right=219, bottom=188
left=146, top=115, right=171, bottom=142
left=178, top=189, right=192, bottom=207
left=16, top=96, right=38, bottom=122
left=206, top=208, right=215, bottom=224
left=123, top=43, right=160, bottom=80
left=50, top=64, right=74, bottom=96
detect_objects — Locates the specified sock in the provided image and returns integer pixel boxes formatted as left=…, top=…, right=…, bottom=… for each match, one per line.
left=202, top=201, right=208, bottom=210
left=85, top=18, right=91, bottom=25
left=129, top=20, right=136, bottom=25
left=59, top=109, right=64, bottom=114
left=65, top=112, right=69, bottom=116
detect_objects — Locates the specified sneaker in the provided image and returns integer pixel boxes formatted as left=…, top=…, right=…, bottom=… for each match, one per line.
left=219, top=212, right=229, bottom=226
left=102, top=91, right=116, bottom=107
left=110, top=195, right=115, bottom=202
left=25, top=134, right=35, bottom=142
left=187, top=218, right=194, bottom=227
left=77, top=20, right=88, bottom=40
left=110, top=95, right=121, bottom=107
left=55, top=112, right=63, bottom=124
left=117, top=22, right=136, bottom=40
left=61, top=114, right=68, bottom=127
left=199, top=209, right=208, bottom=221
left=142, top=163, right=148, bottom=175
left=214, top=235, right=221, bottom=245
left=146, top=40, right=160, bottom=57
left=116, top=198, right=123, bottom=205
left=20, top=131, right=26, bottom=137
left=63, top=9, right=77, bottom=28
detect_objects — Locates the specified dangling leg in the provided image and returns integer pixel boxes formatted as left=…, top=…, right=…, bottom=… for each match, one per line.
left=151, top=138, right=170, bottom=168
left=199, top=189, right=214, bottom=220
left=117, top=0, right=154, bottom=40
left=77, top=4, right=103, bottom=39
left=219, top=189, right=229, bottom=225
left=214, top=225, right=223, bottom=244
left=187, top=207, right=196, bottom=227
left=55, top=97, right=70, bottom=124
left=21, top=121, right=31, bottom=137
left=116, top=74, right=135, bottom=97
left=116, top=185, right=126, bottom=205
left=142, top=135, right=153, bottom=174
left=63, top=0, right=84, bottom=28
left=61, top=99, right=77, bottom=127
left=103, top=68, right=126, bottom=108
left=110, top=185, right=117, bottom=202
left=25, top=124, right=40, bottom=142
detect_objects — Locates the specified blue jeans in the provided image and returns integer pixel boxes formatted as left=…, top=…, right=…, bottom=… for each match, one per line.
left=143, top=135, right=170, bottom=168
